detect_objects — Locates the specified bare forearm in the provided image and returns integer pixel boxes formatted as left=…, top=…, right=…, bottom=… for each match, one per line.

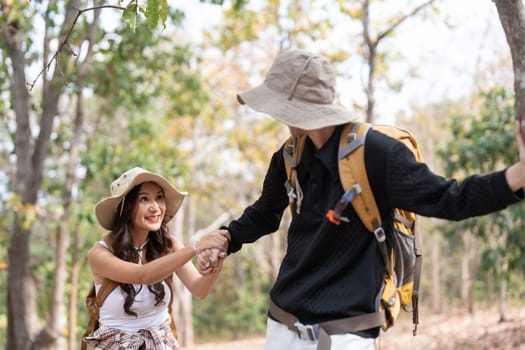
left=89, top=244, right=198, bottom=285
left=137, top=246, right=197, bottom=285
left=190, top=270, right=222, bottom=299
left=90, top=231, right=228, bottom=285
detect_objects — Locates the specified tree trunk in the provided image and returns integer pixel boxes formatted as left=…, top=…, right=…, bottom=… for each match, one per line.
left=362, top=0, right=376, bottom=123
left=171, top=213, right=184, bottom=342
left=7, top=223, right=39, bottom=350
left=35, top=77, right=84, bottom=350
left=498, top=259, right=508, bottom=323
left=494, top=0, right=525, bottom=140
left=360, top=0, right=436, bottom=123
left=181, top=197, right=196, bottom=347
left=171, top=200, right=195, bottom=347
left=4, top=0, right=80, bottom=347
left=461, top=230, right=481, bottom=314
left=4, top=16, right=40, bottom=349
left=487, top=267, right=494, bottom=308
left=32, top=224, right=69, bottom=350
left=461, top=230, right=479, bottom=314
left=63, top=7, right=100, bottom=348
left=430, top=227, right=441, bottom=313
left=68, top=223, right=83, bottom=350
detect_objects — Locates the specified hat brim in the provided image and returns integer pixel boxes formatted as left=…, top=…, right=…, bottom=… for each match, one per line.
left=95, top=172, right=187, bottom=231
left=237, top=84, right=356, bottom=130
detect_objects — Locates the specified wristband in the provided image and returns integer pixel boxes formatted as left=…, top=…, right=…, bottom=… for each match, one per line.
left=192, top=240, right=199, bottom=254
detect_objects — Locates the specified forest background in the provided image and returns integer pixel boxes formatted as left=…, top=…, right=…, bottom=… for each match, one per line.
left=1, top=0, right=525, bottom=349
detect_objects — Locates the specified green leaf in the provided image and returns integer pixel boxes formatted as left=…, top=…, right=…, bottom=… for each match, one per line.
left=122, top=4, right=138, bottom=33
left=160, top=0, right=169, bottom=29
left=146, top=0, right=160, bottom=30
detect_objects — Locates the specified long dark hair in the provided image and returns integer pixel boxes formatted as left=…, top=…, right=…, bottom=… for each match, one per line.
left=105, top=183, right=174, bottom=317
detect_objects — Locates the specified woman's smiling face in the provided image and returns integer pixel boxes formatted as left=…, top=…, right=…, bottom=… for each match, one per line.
left=132, top=182, right=166, bottom=234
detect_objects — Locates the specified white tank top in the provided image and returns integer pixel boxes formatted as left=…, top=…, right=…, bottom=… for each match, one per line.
left=95, top=241, right=171, bottom=333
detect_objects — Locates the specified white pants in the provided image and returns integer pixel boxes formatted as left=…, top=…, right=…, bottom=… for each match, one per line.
left=264, top=317, right=377, bottom=350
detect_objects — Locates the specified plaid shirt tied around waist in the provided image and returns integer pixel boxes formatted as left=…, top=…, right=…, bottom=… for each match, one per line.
left=83, top=318, right=178, bottom=350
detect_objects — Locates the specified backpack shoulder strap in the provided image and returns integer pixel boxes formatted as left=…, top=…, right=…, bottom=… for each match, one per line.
left=83, top=278, right=178, bottom=343
left=81, top=278, right=119, bottom=350
left=336, top=122, right=382, bottom=232
left=335, top=122, right=392, bottom=276
left=93, top=237, right=119, bottom=308
left=83, top=283, right=98, bottom=342
left=335, top=122, right=425, bottom=334
left=96, top=278, right=119, bottom=307
left=283, top=134, right=308, bottom=214
left=336, top=123, right=424, bottom=230
left=82, top=241, right=179, bottom=349
left=82, top=238, right=119, bottom=350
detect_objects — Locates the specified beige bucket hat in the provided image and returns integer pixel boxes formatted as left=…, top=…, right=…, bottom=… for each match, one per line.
left=237, top=49, right=356, bottom=130
left=95, top=167, right=187, bottom=230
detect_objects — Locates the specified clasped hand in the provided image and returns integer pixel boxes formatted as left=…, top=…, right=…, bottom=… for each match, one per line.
left=193, top=229, right=230, bottom=275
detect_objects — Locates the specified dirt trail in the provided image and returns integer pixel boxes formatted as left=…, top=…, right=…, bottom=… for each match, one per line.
left=184, top=307, right=525, bottom=350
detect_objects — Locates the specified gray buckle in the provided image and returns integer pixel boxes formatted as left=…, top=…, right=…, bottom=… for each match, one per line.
left=374, top=227, right=386, bottom=243
left=285, top=180, right=297, bottom=200
left=293, top=321, right=319, bottom=341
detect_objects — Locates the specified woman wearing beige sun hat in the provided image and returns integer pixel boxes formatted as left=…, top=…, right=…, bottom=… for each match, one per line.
left=94, top=167, right=187, bottom=231
left=83, top=167, right=228, bottom=350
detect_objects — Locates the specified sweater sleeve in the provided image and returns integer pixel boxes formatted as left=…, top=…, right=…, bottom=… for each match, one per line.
left=382, top=136, right=523, bottom=220
left=226, top=145, right=290, bottom=254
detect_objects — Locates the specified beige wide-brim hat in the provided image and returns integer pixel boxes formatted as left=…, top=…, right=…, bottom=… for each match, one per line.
left=95, top=167, right=187, bottom=231
left=237, top=49, right=356, bottom=130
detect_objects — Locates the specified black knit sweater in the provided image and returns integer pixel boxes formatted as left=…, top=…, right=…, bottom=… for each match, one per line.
left=227, top=124, right=523, bottom=337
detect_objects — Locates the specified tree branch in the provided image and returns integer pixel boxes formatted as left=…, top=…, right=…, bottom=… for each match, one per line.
left=376, top=0, right=436, bottom=43
left=27, top=4, right=126, bottom=91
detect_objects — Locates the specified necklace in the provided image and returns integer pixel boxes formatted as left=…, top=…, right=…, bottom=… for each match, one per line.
left=134, top=239, right=149, bottom=264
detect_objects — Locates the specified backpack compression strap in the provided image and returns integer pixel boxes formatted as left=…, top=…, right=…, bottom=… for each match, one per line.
left=335, top=122, right=392, bottom=277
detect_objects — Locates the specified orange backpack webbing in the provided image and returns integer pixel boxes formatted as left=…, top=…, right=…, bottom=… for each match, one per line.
left=81, top=241, right=178, bottom=350
left=283, top=122, right=424, bottom=335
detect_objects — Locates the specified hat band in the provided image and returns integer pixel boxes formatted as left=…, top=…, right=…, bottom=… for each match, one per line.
left=288, top=55, right=315, bottom=101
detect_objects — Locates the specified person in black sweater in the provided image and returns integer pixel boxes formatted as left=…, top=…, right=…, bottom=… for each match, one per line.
left=198, top=49, right=525, bottom=350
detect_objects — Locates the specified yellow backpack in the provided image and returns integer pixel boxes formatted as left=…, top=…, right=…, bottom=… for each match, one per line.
left=283, top=122, right=423, bottom=335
